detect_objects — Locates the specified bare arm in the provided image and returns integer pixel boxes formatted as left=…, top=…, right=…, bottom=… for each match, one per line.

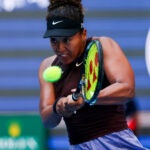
left=92, top=37, right=135, bottom=105
left=39, top=55, right=62, bottom=129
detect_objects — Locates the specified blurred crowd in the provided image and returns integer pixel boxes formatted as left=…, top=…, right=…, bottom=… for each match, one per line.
left=0, top=0, right=49, bottom=11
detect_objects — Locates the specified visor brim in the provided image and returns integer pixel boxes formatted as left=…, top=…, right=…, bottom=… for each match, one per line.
left=43, top=28, right=80, bottom=38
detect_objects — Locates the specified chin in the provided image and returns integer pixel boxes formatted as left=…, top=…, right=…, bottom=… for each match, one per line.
left=60, top=58, right=73, bottom=64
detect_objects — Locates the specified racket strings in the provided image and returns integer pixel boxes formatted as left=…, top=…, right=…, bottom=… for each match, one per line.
left=85, top=43, right=99, bottom=101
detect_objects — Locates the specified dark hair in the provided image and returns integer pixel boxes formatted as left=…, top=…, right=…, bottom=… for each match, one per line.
left=46, top=0, right=84, bottom=23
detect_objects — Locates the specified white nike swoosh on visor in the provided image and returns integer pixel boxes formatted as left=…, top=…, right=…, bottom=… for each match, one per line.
left=52, top=20, right=63, bottom=25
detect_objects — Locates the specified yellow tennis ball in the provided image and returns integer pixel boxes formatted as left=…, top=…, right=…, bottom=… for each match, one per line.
left=43, top=66, right=62, bottom=82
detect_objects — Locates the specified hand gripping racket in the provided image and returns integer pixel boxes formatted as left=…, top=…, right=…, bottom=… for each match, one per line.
left=72, top=40, right=104, bottom=105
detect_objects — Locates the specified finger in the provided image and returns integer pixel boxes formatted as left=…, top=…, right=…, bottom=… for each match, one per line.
left=56, top=100, right=66, bottom=115
left=64, top=102, right=71, bottom=111
left=65, top=102, right=77, bottom=113
left=65, top=103, right=74, bottom=112
left=71, top=88, right=76, bottom=93
left=58, top=101, right=73, bottom=117
left=60, top=108, right=73, bottom=117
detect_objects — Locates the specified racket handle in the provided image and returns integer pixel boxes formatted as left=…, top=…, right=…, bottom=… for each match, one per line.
left=72, top=94, right=81, bottom=115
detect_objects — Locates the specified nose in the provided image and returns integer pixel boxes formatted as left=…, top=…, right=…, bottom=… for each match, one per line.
left=56, top=41, right=66, bottom=54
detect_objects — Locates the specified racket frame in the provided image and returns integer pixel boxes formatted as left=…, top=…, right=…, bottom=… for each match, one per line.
left=72, top=40, right=104, bottom=105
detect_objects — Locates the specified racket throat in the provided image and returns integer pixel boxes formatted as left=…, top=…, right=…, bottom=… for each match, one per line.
left=72, top=92, right=83, bottom=101
left=72, top=73, right=86, bottom=101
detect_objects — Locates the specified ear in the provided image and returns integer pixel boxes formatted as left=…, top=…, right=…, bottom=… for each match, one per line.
left=82, top=29, right=87, bottom=41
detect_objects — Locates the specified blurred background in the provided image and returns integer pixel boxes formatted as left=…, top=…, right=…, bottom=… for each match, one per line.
left=0, top=0, right=150, bottom=149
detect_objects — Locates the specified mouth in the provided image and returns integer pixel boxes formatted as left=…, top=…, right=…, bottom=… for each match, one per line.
left=56, top=47, right=71, bottom=58
left=57, top=54, right=71, bottom=62
left=57, top=52, right=70, bottom=57
left=57, top=53, right=73, bottom=64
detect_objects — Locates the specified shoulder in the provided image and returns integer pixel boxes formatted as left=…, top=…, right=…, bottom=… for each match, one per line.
left=39, top=55, right=57, bottom=74
left=92, top=36, right=120, bottom=50
left=91, top=36, right=113, bottom=44
left=91, top=36, right=124, bottom=56
left=99, top=36, right=115, bottom=47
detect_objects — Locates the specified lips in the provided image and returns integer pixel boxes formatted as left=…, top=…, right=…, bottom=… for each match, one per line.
left=60, top=54, right=67, bottom=56
left=57, top=53, right=73, bottom=64
left=58, top=53, right=69, bottom=57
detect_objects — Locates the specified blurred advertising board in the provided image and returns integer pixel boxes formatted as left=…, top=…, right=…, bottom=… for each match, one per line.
left=0, top=112, right=47, bottom=150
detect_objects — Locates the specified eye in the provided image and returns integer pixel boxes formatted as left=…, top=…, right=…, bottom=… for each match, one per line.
left=63, top=37, right=70, bottom=44
left=50, top=38, right=57, bottom=44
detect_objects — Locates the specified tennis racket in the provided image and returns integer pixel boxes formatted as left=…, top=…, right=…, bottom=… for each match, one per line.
left=72, top=40, right=104, bottom=105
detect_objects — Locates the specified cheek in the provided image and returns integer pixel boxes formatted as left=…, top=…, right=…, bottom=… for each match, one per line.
left=50, top=44, right=57, bottom=53
left=70, top=43, right=81, bottom=58
left=75, top=39, right=84, bottom=56
left=76, top=38, right=83, bottom=52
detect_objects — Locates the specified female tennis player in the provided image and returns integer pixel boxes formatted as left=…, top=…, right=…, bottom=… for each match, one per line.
left=39, top=0, right=147, bottom=149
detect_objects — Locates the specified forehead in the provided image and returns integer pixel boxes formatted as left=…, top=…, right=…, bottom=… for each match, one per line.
left=50, top=32, right=81, bottom=40
left=50, top=37, right=70, bottom=40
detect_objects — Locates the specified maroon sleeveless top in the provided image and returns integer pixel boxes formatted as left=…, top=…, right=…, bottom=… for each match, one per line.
left=52, top=53, right=128, bottom=145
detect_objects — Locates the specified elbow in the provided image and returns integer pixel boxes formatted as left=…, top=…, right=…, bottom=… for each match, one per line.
left=39, top=109, right=61, bottom=129
left=42, top=120, right=55, bottom=129
left=129, top=88, right=135, bottom=98
left=127, top=84, right=135, bottom=98
left=39, top=114, right=50, bottom=129
left=40, top=115, right=57, bottom=129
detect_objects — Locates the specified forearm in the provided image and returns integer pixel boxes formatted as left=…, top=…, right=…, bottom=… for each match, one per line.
left=96, top=82, right=135, bottom=105
left=40, top=105, right=62, bottom=129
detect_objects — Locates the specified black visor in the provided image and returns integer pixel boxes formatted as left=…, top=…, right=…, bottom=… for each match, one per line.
left=43, top=17, right=83, bottom=38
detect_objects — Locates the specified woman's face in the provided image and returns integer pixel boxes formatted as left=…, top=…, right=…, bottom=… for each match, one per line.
left=50, top=29, right=87, bottom=64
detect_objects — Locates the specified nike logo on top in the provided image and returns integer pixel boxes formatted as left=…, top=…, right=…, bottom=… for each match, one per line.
left=76, top=61, right=83, bottom=67
left=52, top=20, right=63, bottom=25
